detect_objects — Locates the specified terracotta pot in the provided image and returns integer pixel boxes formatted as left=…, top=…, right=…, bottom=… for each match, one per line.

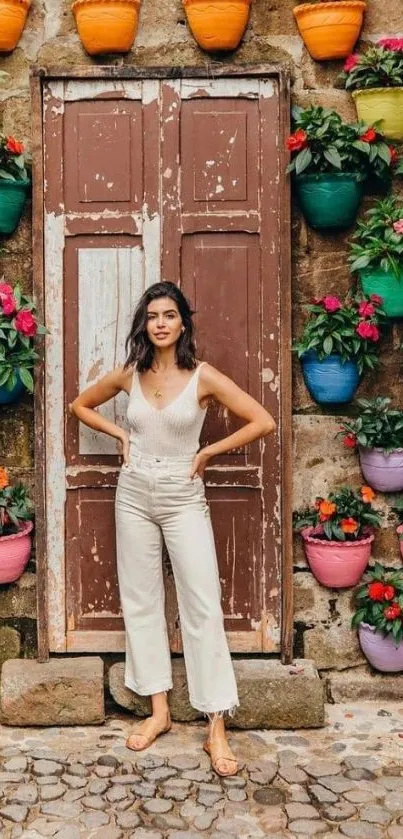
left=293, top=1, right=366, bottom=61
left=352, top=87, right=403, bottom=141
left=0, top=0, right=31, bottom=52
left=183, top=0, right=252, bottom=52
left=301, top=527, right=373, bottom=588
left=0, top=520, right=33, bottom=584
left=72, top=0, right=141, bottom=55
left=397, top=525, right=403, bottom=560
left=359, top=622, right=403, bottom=672
left=359, top=447, right=403, bottom=493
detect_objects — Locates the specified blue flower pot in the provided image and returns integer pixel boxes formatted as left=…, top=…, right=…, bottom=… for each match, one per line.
left=301, top=352, right=360, bottom=405
left=0, top=376, right=25, bottom=405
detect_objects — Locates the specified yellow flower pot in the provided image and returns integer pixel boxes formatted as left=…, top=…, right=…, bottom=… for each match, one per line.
left=72, top=0, right=141, bottom=55
left=352, top=88, right=403, bottom=141
left=293, top=1, right=366, bottom=61
left=183, top=0, right=252, bottom=52
left=0, top=0, right=31, bottom=52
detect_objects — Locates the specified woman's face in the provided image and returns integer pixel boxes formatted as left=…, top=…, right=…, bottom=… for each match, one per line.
left=146, top=296, right=183, bottom=350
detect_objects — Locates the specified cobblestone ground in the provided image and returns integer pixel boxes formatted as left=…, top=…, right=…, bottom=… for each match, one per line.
left=0, top=702, right=403, bottom=839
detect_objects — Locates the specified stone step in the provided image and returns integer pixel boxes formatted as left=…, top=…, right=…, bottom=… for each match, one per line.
left=109, top=657, right=325, bottom=729
left=326, top=667, right=403, bottom=703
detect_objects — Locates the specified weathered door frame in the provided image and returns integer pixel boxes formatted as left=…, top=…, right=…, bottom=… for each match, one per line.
left=31, top=64, right=293, bottom=665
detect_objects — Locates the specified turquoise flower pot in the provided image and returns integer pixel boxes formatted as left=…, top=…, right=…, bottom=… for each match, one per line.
left=0, top=179, right=30, bottom=235
left=0, top=375, right=25, bottom=405
left=295, top=173, right=364, bottom=231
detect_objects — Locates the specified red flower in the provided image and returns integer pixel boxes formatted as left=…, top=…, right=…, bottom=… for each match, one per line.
left=378, top=38, right=403, bottom=52
left=1, top=294, right=16, bottom=315
left=370, top=294, right=383, bottom=307
left=356, top=321, right=379, bottom=342
left=368, top=582, right=385, bottom=601
left=360, top=128, right=377, bottom=144
left=389, top=146, right=398, bottom=165
left=286, top=129, right=308, bottom=152
left=14, top=309, right=37, bottom=337
left=384, top=604, right=402, bottom=620
left=5, top=137, right=24, bottom=155
left=358, top=301, right=375, bottom=318
left=0, top=283, right=13, bottom=295
left=322, top=295, right=342, bottom=312
left=344, top=433, right=357, bottom=448
left=344, top=53, right=360, bottom=71
left=383, top=585, right=396, bottom=601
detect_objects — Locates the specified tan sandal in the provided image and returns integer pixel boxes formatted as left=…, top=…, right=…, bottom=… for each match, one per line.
left=126, top=718, right=171, bottom=752
left=203, top=739, right=239, bottom=777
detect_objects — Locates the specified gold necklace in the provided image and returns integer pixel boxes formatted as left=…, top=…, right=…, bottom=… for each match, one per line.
left=151, top=362, right=177, bottom=399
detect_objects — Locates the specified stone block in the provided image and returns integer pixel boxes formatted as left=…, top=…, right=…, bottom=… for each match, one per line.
left=1, top=657, right=105, bottom=725
left=0, top=576, right=37, bottom=620
left=304, top=624, right=365, bottom=671
left=0, top=627, right=21, bottom=669
left=326, top=667, right=403, bottom=703
left=0, top=415, right=32, bottom=467
left=109, top=658, right=325, bottom=729
left=364, top=2, right=403, bottom=31
left=293, top=573, right=331, bottom=624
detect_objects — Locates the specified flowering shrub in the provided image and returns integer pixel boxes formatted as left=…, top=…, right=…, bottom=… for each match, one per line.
left=348, top=197, right=403, bottom=276
left=293, top=486, right=383, bottom=542
left=0, top=280, right=48, bottom=393
left=0, top=134, right=31, bottom=182
left=338, top=397, right=403, bottom=453
left=286, top=105, right=397, bottom=182
left=341, top=41, right=403, bottom=92
left=352, top=563, right=403, bottom=644
left=293, top=294, right=385, bottom=374
left=0, top=467, right=33, bottom=537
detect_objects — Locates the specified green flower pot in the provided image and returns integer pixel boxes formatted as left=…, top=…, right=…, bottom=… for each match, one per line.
left=295, top=173, right=364, bottom=231
left=360, top=268, right=403, bottom=319
left=0, top=179, right=30, bottom=235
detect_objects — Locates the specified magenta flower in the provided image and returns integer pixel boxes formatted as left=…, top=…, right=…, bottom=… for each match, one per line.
left=378, top=38, right=403, bottom=52
left=322, top=295, right=342, bottom=313
left=343, top=53, right=360, bottom=71
left=393, top=219, right=403, bottom=235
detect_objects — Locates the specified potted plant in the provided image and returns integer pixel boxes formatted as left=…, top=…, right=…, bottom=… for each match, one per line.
left=72, top=0, right=141, bottom=55
left=0, top=280, right=48, bottom=405
left=352, top=564, right=403, bottom=671
left=293, top=293, right=384, bottom=404
left=294, top=486, right=382, bottom=588
left=293, top=0, right=366, bottom=62
left=349, top=197, right=403, bottom=318
left=341, top=40, right=403, bottom=140
left=0, top=467, right=33, bottom=584
left=0, top=134, right=31, bottom=235
left=0, top=0, right=31, bottom=52
left=338, top=397, right=403, bottom=492
left=286, top=106, right=395, bottom=230
left=182, top=0, right=252, bottom=52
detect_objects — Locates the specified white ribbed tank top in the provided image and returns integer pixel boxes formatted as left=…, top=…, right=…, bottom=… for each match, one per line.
left=127, top=362, right=208, bottom=457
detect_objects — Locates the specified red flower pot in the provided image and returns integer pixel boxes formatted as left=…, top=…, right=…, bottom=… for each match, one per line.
left=0, top=520, right=33, bottom=583
left=301, top=527, right=373, bottom=588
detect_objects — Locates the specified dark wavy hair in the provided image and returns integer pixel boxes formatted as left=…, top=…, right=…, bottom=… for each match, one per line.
left=124, top=282, right=197, bottom=373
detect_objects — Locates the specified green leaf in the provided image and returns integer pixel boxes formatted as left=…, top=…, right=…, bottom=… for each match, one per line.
left=17, top=367, right=33, bottom=392
left=323, top=147, right=342, bottom=169
left=295, top=147, right=313, bottom=176
left=323, top=335, right=333, bottom=354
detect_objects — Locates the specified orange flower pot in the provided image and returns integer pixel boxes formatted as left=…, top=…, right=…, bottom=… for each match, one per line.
left=72, top=0, right=141, bottom=55
left=0, top=0, right=31, bottom=52
left=293, top=1, right=366, bottom=61
left=183, top=0, right=252, bottom=52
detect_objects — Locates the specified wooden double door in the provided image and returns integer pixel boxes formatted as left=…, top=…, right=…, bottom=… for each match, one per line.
left=39, top=69, right=291, bottom=658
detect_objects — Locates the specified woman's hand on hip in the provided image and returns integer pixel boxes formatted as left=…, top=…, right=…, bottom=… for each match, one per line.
left=117, top=430, right=130, bottom=466
left=190, top=449, right=210, bottom=479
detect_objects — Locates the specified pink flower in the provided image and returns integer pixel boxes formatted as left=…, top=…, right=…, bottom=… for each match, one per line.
left=370, top=294, right=384, bottom=306
left=358, top=301, right=375, bottom=318
left=14, top=309, right=37, bottom=337
left=393, top=219, right=403, bottom=235
left=0, top=283, right=13, bottom=296
left=378, top=38, right=403, bottom=52
left=357, top=321, right=380, bottom=342
left=322, top=295, right=342, bottom=312
left=1, top=294, right=16, bottom=315
left=344, top=53, right=360, bottom=71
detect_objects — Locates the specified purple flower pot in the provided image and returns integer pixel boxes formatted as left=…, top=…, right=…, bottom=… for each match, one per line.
left=359, top=447, right=403, bottom=493
left=359, top=622, right=403, bottom=672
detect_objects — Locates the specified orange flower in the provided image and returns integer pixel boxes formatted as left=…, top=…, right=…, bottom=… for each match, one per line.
left=0, top=467, right=9, bottom=490
left=361, top=486, right=375, bottom=503
left=341, top=517, right=359, bottom=534
left=319, top=500, right=336, bottom=521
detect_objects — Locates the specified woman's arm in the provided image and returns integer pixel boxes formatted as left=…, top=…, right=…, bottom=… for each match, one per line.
left=69, top=366, right=132, bottom=461
left=191, top=364, right=276, bottom=477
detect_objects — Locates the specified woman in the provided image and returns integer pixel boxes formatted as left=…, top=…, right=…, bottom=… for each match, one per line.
left=71, top=281, right=275, bottom=777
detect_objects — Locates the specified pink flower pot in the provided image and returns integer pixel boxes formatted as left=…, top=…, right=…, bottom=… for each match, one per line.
left=397, top=525, right=403, bottom=560
left=359, top=447, right=403, bottom=492
left=0, top=521, right=33, bottom=584
left=359, top=622, right=403, bottom=672
left=302, top=527, right=373, bottom=588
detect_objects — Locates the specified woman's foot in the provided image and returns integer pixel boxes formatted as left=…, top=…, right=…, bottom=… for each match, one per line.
left=126, top=712, right=171, bottom=752
left=203, top=717, right=238, bottom=777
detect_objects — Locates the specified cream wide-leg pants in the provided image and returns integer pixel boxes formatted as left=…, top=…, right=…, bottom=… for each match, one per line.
left=115, top=447, right=239, bottom=715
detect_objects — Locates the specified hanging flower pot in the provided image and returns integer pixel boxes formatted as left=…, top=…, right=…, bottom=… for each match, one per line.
left=359, top=268, right=403, bottom=319
left=302, top=527, right=373, bottom=588
left=0, top=0, right=31, bottom=52
left=183, top=0, right=252, bottom=52
left=293, top=1, right=366, bottom=61
left=0, top=373, right=25, bottom=405
left=295, top=173, right=364, bottom=230
left=358, top=622, right=403, bottom=672
left=301, top=352, right=360, bottom=405
left=0, top=179, right=30, bottom=235
left=352, top=88, right=403, bottom=142
left=72, top=0, right=141, bottom=55
left=0, top=520, right=33, bottom=584
left=358, top=448, right=403, bottom=493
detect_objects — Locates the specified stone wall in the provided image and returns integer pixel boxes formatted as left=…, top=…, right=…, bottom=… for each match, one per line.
left=1, top=0, right=402, bottom=677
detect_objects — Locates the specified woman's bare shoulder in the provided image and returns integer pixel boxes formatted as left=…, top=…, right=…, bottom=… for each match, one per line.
left=112, top=364, right=135, bottom=394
